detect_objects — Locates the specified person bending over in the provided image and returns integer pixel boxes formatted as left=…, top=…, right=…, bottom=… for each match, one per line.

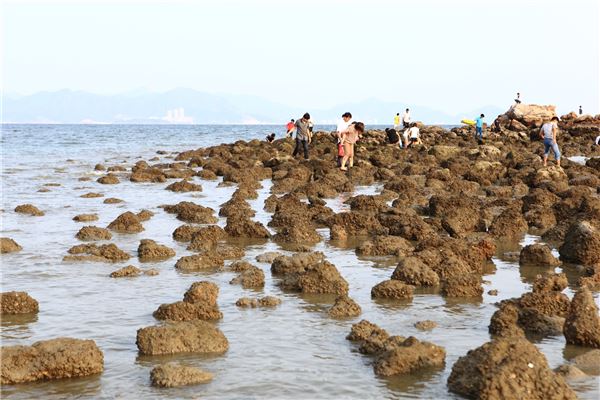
left=266, top=133, right=276, bottom=143
left=340, top=122, right=365, bottom=171
left=385, top=128, right=400, bottom=146
left=405, top=123, right=421, bottom=148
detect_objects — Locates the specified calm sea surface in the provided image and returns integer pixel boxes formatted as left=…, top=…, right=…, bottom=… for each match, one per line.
left=1, top=124, right=598, bottom=399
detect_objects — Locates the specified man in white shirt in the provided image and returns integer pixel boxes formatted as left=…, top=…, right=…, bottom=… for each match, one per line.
left=335, top=112, right=352, bottom=166
left=405, top=123, right=421, bottom=148
left=402, top=108, right=411, bottom=128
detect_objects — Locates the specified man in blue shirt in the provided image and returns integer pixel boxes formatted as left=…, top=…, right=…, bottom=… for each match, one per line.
left=475, top=114, right=485, bottom=141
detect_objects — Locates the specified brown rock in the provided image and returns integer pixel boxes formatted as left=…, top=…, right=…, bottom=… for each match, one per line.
left=572, top=349, right=600, bottom=374
left=532, top=273, right=568, bottom=293
left=187, top=226, right=227, bottom=251
left=183, top=281, right=219, bottom=305
left=391, top=257, right=440, bottom=286
left=255, top=251, right=283, bottom=263
left=371, top=280, right=414, bottom=300
left=346, top=320, right=387, bottom=342
left=65, top=243, right=130, bottom=262
left=103, top=197, right=124, bottom=204
left=519, top=244, right=561, bottom=266
left=230, top=266, right=265, bottom=288
left=356, top=235, right=413, bottom=257
left=559, top=221, right=600, bottom=265
left=447, top=337, right=576, bottom=400
left=136, top=209, right=154, bottom=221
left=489, top=303, right=525, bottom=338
left=328, top=295, right=362, bottom=318
left=285, top=260, right=349, bottom=295
left=224, top=216, right=270, bottom=239
left=489, top=205, right=528, bottom=239
left=1, top=238, right=22, bottom=254
left=137, top=239, right=175, bottom=262
left=441, top=275, right=483, bottom=298
left=175, top=253, right=224, bottom=271
left=414, top=320, right=437, bottom=331
left=518, top=291, right=570, bottom=317
left=73, top=214, right=98, bottom=222
left=97, top=174, right=120, bottom=184
left=75, top=226, right=112, bottom=241
left=109, top=265, right=142, bottom=278
left=80, top=192, right=104, bottom=198
left=107, top=211, right=144, bottom=233
left=14, top=204, right=44, bottom=216
left=153, top=301, right=222, bottom=321
left=172, top=225, right=201, bottom=242
left=373, top=336, right=446, bottom=376
left=136, top=320, right=228, bottom=355
left=163, top=201, right=217, bottom=224
left=564, top=287, right=600, bottom=348
left=271, top=252, right=325, bottom=275
left=165, top=180, right=203, bottom=192
left=0, top=338, right=104, bottom=384
left=0, top=291, right=39, bottom=314
left=150, top=363, right=213, bottom=388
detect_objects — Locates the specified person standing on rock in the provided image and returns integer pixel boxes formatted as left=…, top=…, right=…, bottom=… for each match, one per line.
left=539, top=116, right=561, bottom=167
left=286, top=119, right=296, bottom=138
left=393, top=113, right=401, bottom=130
left=402, top=108, right=411, bottom=128
left=475, top=114, right=485, bottom=141
left=340, top=122, right=364, bottom=171
left=336, top=112, right=353, bottom=167
left=579, top=106, right=583, bottom=115
left=293, top=113, right=312, bottom=159
left=514, top=92, right=521, bottom=104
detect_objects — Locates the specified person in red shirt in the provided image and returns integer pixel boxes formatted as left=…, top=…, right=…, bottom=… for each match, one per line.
left=286, top=119, right=296, bottom=138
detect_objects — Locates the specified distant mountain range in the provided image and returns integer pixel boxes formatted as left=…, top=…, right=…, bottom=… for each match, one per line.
left=2, top=88, right=504, bottom=125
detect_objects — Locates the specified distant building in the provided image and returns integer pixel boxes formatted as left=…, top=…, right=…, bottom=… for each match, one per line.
left=163, top=107, right=193, bottom=124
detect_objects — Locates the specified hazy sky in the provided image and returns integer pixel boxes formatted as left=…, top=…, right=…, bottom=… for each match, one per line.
left=2, top=0, right=599, bottom=114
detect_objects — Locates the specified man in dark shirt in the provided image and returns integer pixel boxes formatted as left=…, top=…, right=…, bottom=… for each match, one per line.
left=292, top=113, right=311, bottom=159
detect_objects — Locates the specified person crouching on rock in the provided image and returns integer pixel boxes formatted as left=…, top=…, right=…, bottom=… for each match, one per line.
left=385, top=128, right=401, bottom=147
left=405, top=123, right=421, bottom=148
left=292, top=113, right=312, bottom=159
left=266, top=133, right=276, bottom=143
left=539, top=116, right=561, bottom=168
left=340, top=122, right=364, bottom=171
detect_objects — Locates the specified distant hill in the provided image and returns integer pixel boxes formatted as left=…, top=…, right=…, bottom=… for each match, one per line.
left=2, top=89, right=503, bottom=125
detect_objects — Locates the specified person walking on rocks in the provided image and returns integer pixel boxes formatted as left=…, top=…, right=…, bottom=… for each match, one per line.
left=540, top=116, right=561, bottom=167
left=292, top=113, right=312, bottom=159
left=475, top=114, right=485, bottom=142
left=336, top=112, right=353, bottom=167
left=402, top=108, right=411, bottom=128
left=393, top=113, right=401, bottom=129
left=340, top=122, right=364, bottom=171
left=286, top=119, right=296, bottom=138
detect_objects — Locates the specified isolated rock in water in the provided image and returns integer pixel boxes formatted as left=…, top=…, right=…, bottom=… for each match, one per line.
left=150, top=363, right=213, bottom=388
left=153, top=301, right=223, bottom=321
left=488, top=303, right=525, bottom=338
left=328, top=295, right=362, bottom=318
left=187, top=226, right=227, bottom=251
left=371, top=280, right=414, bottom=300
left=559, top=221, right=600, bottom=265
left=391, top=257, right=440, bottom=286
left=136, top=320, right=228, bottom=355
left=414, top=320, right=437, bottom=331
left=73, top=214, right=98, bottom=222
left=14, top=204, right=44, bottom=216
left=554, top=365, right=587, bottom=380
left=257, top=296, right=281, bottom=307
left=572, top=349, right=600, bottom=374
left=175, top=253, right=224, bottom=271
left=65, top=243, right=130, bottom=262
left=517, top=290, right=570, bottom=317
left=489, top=205, right=528, bottom=239
left=236, top=296, right=282, bottom=308
left=255, top=251, right=283, bottom=263
left=163, top=201, right=217, bottom=224
left=441, top=275, right=483, bottom=298
left=172, top=225, right=201, bottom=242
left=94, top=163, right=106, bottom=171
left=0, top=291, right=39, bottom=314
left=1, top=238, right=22, bottom=254
left=224, top=216, right=271, bottom=239
left=235, top=297, right=259, bottom=308
left=183, top=281, right=219, bottom=305
left=103, top=197, right=124, bottom=204
left=97, top=174, right=120, bottom=184
left=136, top=209, right=154, bottom=222
left=230, top=266, right=265, bottom=288
left=346, top=320, right=388, bottom=342
left=137, top=239, right=176, bottom=262
left=373, top=336, right=446, bottom=376
left=356, top=235, right=413, bottom=257
left=563, top=287, right=600, bottom=348
left=130, top=167, right=166, bottom=183
left=80, top=192, right=104, bottom=198
left=271, top=252, right=325, bottom=275
left=76, top=226, right=112, bottom=241
left=447, top=337, right=576, bottom=400
left=291, top=260, right=349, bottom=295
left=107, top=211, right=144, bottom=233
left=532, top=273, right=568, bottom=293
left=165, top=179, right=203, bottom=192
left=109, top=265, right=142, bottom=278
left=0, top=338, right=104, bottom=384
left=519, top=244, right=561, bottom=266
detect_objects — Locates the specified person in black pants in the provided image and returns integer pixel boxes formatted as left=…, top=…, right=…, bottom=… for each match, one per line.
left=292, top=113, right=311, bottom=159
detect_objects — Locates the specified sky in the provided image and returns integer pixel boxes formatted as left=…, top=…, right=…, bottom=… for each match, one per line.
left=2, top=0, right=599, bottom=115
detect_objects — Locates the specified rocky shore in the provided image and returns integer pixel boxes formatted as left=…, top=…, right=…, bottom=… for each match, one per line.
left=1, top=104, right=599, bottom=397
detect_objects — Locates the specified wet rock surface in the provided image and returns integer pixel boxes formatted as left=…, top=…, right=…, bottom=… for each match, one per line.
left=1, top=238, right=22, bottom=254
left=107, top=211, right=144, bottom=233
left=136, top=320, right=229, bottom=355
left=328, top=295, right=362, bottom=318
left=0, top=292, right=39, bottom=314
left=76, top=226, right=112, bottom=241
left=64, top=243, right=130, bottom=262
left=563, top=287, right=600, bottom=348
left=14, top=204, right=44, bottom=216
left=137, top=239, right=176, bottom=262
left=1, top=338, right=104, bottom=384
left=150, top=363, right=213, bottom=388
left=109, top=265, right=142, bottom=278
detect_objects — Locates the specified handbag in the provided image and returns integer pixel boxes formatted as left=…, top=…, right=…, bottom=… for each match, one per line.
left=337, top=142, right=345, bottom=157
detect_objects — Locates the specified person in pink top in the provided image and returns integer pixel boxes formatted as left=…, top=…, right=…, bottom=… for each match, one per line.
left=340, top=122, right=365, bottom=171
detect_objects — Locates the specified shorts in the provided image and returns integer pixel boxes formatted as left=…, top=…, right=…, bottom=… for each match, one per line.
left=544, top=138, right=561, bottom=160
left=410, top=137, right=418, bottom=143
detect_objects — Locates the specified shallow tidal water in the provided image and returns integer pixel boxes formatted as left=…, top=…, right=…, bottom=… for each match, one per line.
left=1, top=124, right=599, bottom=399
